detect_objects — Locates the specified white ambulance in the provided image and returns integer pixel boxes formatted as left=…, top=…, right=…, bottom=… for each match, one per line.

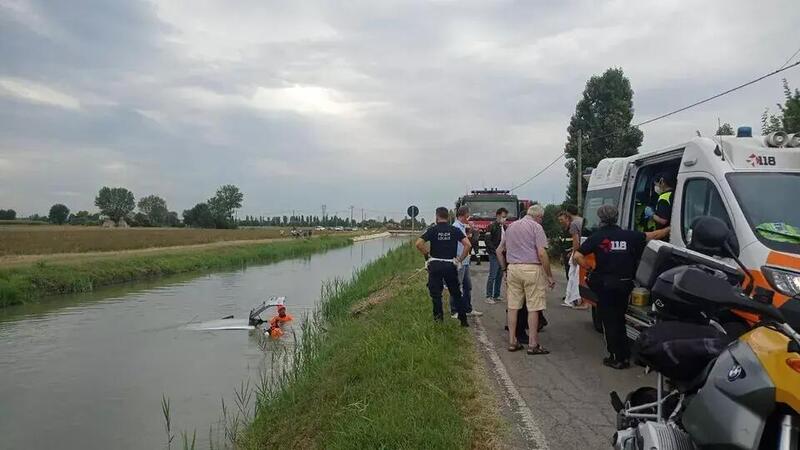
left=579, top=129, right=800, bottom=337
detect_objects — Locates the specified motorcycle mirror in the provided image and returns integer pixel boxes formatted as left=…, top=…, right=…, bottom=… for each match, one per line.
left=689, top=217, right=757, bottom=294
left=688, top=216, right=739, bottom=258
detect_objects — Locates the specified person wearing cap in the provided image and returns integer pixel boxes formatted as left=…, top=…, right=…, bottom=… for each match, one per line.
left=416, top=206, right=472, bottom=326
left=267, top=305, right=293, bottom=338
left=644, top=173, right=675, bottom=230
left=573, top=204, right=670, bottom=369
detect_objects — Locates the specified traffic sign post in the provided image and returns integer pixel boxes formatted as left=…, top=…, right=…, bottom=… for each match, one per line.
left=407, top=205, right=419, bottom=232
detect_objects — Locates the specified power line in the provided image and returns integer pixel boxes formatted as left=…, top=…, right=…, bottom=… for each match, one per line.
left=509, top=153, right=566, bottom=192
left=778, top=45, right=800, bottom=70
left=509, top=59, right=800, bottom=192
left=635, top=60, right=800, bottom=128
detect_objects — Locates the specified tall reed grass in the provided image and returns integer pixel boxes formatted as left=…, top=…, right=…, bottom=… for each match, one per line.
left=237, top=243, right=501, bottom=449
left=162, top=242, right=502, bottom=449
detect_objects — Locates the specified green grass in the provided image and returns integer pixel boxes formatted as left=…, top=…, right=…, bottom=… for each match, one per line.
left=241, top=243, right=504, bottom=449
left=0, top=236, right=352, bottom=307
left=0, top=220, right=48, bottom=226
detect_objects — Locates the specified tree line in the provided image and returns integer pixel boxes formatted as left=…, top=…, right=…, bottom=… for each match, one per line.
left=0, top=209, right=16, bottom=220
left=237, top=215, right=425, bottom=229
left=3, top=182, right=400, bottom=229
left=0, top=184, right=244, bottom=229
left=180, top=185, right=243, bottom=229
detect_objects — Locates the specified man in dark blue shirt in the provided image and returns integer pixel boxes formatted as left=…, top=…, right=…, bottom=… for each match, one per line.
left=574, top=204, right=669, bottom=369
left=416, top=207, right=473, bottom=326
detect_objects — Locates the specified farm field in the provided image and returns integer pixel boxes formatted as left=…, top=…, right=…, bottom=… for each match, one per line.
left=0, top=225, right=311, bottom=256
left=0, top=235, right=355, bottom=307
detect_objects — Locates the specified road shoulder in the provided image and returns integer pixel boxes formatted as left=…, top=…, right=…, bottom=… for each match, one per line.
left=467, top=264, right=656, bottom=449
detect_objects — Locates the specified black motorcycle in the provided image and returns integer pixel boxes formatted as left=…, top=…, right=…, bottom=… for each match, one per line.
left=611, top=216, right=800, bottom=449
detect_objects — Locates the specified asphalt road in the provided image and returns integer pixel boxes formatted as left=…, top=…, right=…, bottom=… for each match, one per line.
left=466, top=262, right=656, bottom=450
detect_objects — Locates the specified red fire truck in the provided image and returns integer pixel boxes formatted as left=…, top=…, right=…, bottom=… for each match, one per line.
left=455, top=189, right=532, bottom=259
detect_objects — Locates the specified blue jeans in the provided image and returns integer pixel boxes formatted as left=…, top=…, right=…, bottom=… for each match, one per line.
left=451, top=264, right=473, bottom=314
left=486, top=254, right=503, bottom=298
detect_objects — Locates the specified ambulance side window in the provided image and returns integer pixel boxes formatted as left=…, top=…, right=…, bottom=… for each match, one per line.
left=582, top=187, right=621, bottom=235
left=681, top=178, right=732, bottom=243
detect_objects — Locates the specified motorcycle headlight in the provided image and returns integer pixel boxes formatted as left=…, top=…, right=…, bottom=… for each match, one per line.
left=762, top=266, right=800, bottom=298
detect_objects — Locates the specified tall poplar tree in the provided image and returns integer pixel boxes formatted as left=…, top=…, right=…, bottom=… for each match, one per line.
left=564, top=68, right=643, bottom=207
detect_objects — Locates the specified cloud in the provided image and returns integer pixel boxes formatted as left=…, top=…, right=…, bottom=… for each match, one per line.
left=250, top=157, right=300, bottom=177
left=152, top=0, right=339, bottom=62
left=1, top=0, right=799, bottom=219
left=0, top=77, right=81, bottom=109
left=252, top=85, right=359, bottom=116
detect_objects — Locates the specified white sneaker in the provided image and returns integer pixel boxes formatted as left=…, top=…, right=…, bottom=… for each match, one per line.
left=450, top=313, right=459, bottom=319
left=485, top=297, right=498, bottom=305
left=468, top=310, right=484, bottom=317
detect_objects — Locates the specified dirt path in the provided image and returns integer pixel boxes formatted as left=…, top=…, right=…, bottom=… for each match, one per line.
left=0, top=232, right=386, bottom=269
left=0, top=237, right=295, bottom=268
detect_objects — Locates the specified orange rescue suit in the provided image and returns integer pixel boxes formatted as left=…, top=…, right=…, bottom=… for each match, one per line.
left=270, top=313, right=293, bottom=328
left=267, top=313, right=293, bottom=338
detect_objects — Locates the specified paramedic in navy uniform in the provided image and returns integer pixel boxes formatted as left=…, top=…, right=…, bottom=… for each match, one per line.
left=416, top=207, right=473, bottom=327
left=573, top=204, right=670, bottom=369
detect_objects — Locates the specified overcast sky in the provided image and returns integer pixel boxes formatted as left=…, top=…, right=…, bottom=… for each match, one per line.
left=1, top=0, right=799, bottom=220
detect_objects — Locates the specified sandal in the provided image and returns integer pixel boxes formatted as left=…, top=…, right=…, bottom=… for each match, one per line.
left=507, top=343, right=524, bottom=352
left=527, top=345, right=550, bottom=355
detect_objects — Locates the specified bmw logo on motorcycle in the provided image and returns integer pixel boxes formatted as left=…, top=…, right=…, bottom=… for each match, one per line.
left=727, top=364, right=744, bottom=382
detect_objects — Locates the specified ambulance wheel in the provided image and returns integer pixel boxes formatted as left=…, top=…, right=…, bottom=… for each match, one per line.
left=591, top=306, right=603, bottom=333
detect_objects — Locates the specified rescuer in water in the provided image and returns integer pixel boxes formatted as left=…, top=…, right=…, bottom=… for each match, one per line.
left=266, top=305, right=293, bottom=338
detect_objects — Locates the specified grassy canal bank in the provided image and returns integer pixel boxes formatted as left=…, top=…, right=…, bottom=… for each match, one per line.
left=0, top=236, right=352, bottom=307
left=241, top=243, right=505, bottom=449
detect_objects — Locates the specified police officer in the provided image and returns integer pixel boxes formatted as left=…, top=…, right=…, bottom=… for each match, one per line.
left=644, top=173, right=675, bottom=230
left=416, top=207, right=473, bottom=326
left=573, top=204, right=670, bottom=369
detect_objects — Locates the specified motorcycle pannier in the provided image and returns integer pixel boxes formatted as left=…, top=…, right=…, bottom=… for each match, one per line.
left=633, top=321, right=731, bottom=382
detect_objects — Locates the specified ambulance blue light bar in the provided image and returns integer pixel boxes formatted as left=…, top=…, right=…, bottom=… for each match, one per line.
left=737, top=126, right=752, bottom=138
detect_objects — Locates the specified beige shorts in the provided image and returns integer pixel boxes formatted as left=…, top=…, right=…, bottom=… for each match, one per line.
left=506, top=264, right=547, bottom=311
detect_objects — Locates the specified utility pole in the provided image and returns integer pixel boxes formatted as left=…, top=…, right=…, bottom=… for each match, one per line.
left=321, top=204, right=327, bottom=226
left=360, top=208, right=364, bottom=223
left=577, top=131, right=583, bottom=212
left=349, top=205, right=354, bottom=226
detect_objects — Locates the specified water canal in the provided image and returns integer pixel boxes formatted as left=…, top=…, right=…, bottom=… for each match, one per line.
left=0, top=236, right=406, bottom=450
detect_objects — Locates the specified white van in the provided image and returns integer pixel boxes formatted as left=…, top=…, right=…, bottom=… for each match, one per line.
left=580, top=130, right=800, bottom=337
